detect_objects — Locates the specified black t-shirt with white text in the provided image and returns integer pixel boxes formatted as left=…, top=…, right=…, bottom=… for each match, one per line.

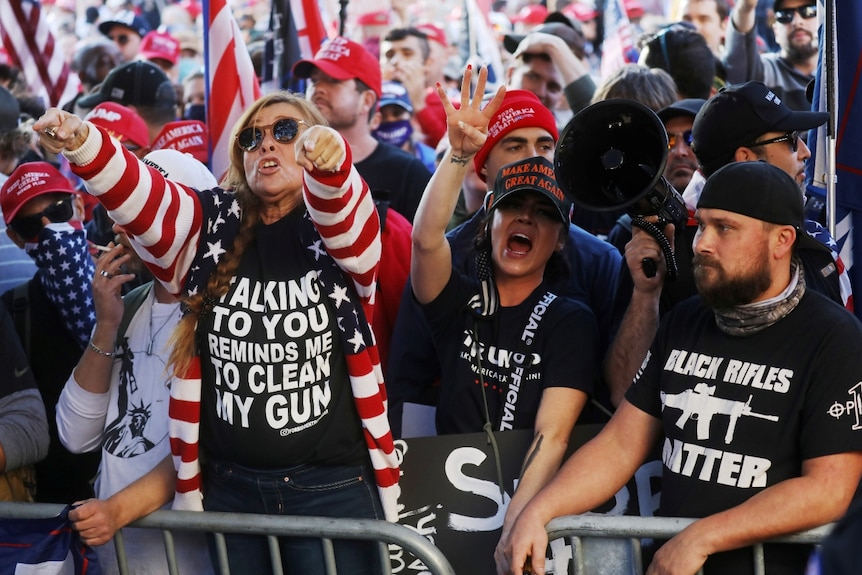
left=423, top=272, right=599, bottom=435
left=199, top=210, right=365, bottom=468
left=626, top=290, right=862, bottom=574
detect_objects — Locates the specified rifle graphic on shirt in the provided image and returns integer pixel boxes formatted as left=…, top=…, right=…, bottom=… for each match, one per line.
left=661, top=383, right=779, bottom=444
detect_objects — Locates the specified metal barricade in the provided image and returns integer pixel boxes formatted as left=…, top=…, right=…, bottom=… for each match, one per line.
left=544, top=514, right=832, bottom=575
left=0, top=502, right=456, bottom=575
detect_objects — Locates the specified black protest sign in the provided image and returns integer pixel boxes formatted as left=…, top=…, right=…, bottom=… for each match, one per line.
left=392, top=425, right=662, bottom=574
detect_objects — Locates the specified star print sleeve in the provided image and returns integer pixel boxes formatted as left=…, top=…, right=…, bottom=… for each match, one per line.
left=66, top=123, right=205, bottom=295
left=303, top=138, right=381, bottom=305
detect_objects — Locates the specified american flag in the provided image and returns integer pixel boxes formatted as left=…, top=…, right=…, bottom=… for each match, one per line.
left=456, top=0, right=506, bottom=87
left=203, top=0, right=261, bottom=180
left=30, top=225, right=96, bottom=350
left=600, top=0, right=637, bottom=81
left=0, top=0, right=80, bottom=108
left=261, top=0, right=328, bottom=93
left=805, top=0, right=862, bottom=319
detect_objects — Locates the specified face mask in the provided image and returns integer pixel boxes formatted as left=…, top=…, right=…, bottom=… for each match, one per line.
left=372, top=119, right=413, bottom=148
left=177, top=58, right=200, bottom=83
left=184, top=103, right=206, bottom=123
left=25, top=222, right=95, bottom=349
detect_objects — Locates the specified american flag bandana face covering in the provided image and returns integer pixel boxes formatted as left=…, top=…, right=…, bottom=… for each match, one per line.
left=24, top=222, right=96, bottom=349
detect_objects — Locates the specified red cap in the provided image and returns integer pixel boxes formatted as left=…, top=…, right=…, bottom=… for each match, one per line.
left=179, top=0, right=201, bottom=20
left=292, top=36, right=382, bottom=97
left=624, top=0, right=645, bottom=19
left=150, top=120, right=209, bottom=164
left=1, top=162, right=76, bottom=224
left=356, top=10, right=390, bottom=26
left=473, top=90, right=559, bottom=182
left=140, top=30, right=180, bottom=66
left=85, top=102, right=150, bottom=149
left=512, top=4, right=549, bottom=24
left=416, top=23, right=448, bottom=47
left=563, top=2, right=599, bottom=22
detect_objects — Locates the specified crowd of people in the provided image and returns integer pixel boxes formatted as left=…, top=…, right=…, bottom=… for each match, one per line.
left=0, top=0, right=859, bottom=574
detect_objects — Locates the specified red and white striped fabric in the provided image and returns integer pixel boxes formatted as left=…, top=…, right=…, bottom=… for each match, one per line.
left=600, top=0, right=636, bottom=81
left=291, top=0, right=327, bottom=61
left=66, top=124, right=401, bottom=521
left=0, top=0, right=80, bottom=108
left=205, top=0, right=261, bottom=180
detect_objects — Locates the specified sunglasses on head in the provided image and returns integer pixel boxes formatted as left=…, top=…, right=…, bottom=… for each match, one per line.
left=774, top=4, right=817, bottom=24
left=746, top=131, right=800, bottom=153
left=9, top=195, right=74, bottom=241
left=667, top=130, right=694, bottom=150
left=110, top=33, right=130, bottom=46
left=236, top=118, right=308, bottom=152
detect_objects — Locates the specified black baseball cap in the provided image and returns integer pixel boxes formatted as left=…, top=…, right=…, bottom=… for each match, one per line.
left=657, top=98, right=706, bottom=123
left=691, top=81, right=828, bottom=176
left=697, top=161, right=828, bottom=253
left=773, top=0, right=814, bottom=10
left=0, top=86, right=21, bottom=132
left=78, top=61, right=176, bottom=109
left=488, top=157, right=572, bottom=225
left=503, top=21, right=586, bottom=59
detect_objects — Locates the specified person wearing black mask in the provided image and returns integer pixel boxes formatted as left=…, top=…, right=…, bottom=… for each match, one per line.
left=181, top=69, right=206, bottom=123
left=371, top=81, right=436, bottom=173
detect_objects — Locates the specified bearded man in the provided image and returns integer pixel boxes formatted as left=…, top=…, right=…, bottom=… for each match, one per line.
left=499, top=161, right=862, bottom=575
left=723, top=0, right=819, bottom=111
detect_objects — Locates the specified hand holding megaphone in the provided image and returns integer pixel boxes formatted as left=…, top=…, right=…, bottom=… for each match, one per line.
left=554, top=99, right=686, bottom=280
left=626, top=218, right=676, bottom=288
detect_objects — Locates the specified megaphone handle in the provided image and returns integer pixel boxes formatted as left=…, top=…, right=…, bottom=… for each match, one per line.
left=631, top=216, right=678, bottom=281
left=642, top=258, right=658, bottom=278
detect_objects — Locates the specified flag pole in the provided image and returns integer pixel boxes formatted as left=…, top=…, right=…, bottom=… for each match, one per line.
left=824, top=0, right=837, bottom=237
left=338, top=0, right=349, bottom=36
left=202, top=0, right=213, bottom=170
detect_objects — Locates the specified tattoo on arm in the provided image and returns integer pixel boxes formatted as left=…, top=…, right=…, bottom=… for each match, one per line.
left=519, top=434, right=544, bottom=481
left=450, top=153, right=472, bottom=166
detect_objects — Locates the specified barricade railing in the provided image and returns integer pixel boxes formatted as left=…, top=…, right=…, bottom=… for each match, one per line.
left=0, top=502, right=456, bottom=575
left=544, top=514, right=832, bottom=575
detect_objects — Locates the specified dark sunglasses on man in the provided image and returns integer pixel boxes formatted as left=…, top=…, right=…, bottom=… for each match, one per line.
left=774, top=4, right=817, bottom=24
left=667, top=130, right=694, bottom=150
left=236, top=118, right=307, bottom=152
left=9, top=195, right=75, bottom=241
left=746, top=131, right=800, bottom=153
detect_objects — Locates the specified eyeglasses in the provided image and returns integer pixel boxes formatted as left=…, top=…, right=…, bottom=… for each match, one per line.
left=774, top=4, right=817, bottom=24
left=746, top=131, right=799, bottom=153
left=9, top=196, right=74, bottom=241
left=236, top=118, right=307, bottom=152
left=667, top=130, right=693, bottom=150
left=109, top=33, right=130, bottom=46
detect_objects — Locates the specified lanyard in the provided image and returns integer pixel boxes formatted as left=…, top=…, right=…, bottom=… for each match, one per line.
left=496, top=291, right=558, bottom=431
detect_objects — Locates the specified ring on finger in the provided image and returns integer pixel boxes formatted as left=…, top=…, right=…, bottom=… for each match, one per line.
left=43, top=126, right=57, bottom=138
left=100, top=269, right=111, bottom=278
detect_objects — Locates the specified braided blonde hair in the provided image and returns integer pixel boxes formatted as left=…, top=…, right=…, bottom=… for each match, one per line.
left=168, top=91, right=328, bottom=376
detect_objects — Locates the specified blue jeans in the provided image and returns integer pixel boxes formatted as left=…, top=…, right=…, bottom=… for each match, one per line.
left=203, top=460, right=384, bottom=575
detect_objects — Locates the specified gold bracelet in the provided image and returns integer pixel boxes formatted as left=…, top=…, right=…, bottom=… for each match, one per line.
left=88, top=340, right=115, bottom=357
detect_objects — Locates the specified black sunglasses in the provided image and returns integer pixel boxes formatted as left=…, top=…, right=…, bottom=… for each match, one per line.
left=667, top=130, right=694, bottom=150
left=9, top=196, right=74, bottom=241
left=236, top=118, right=307, bottom=152
left=774, top=4, right=817, bottom=24
left=110, top=33, right=130, bottom=46
left=746, top=131, right=799, bottom=153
